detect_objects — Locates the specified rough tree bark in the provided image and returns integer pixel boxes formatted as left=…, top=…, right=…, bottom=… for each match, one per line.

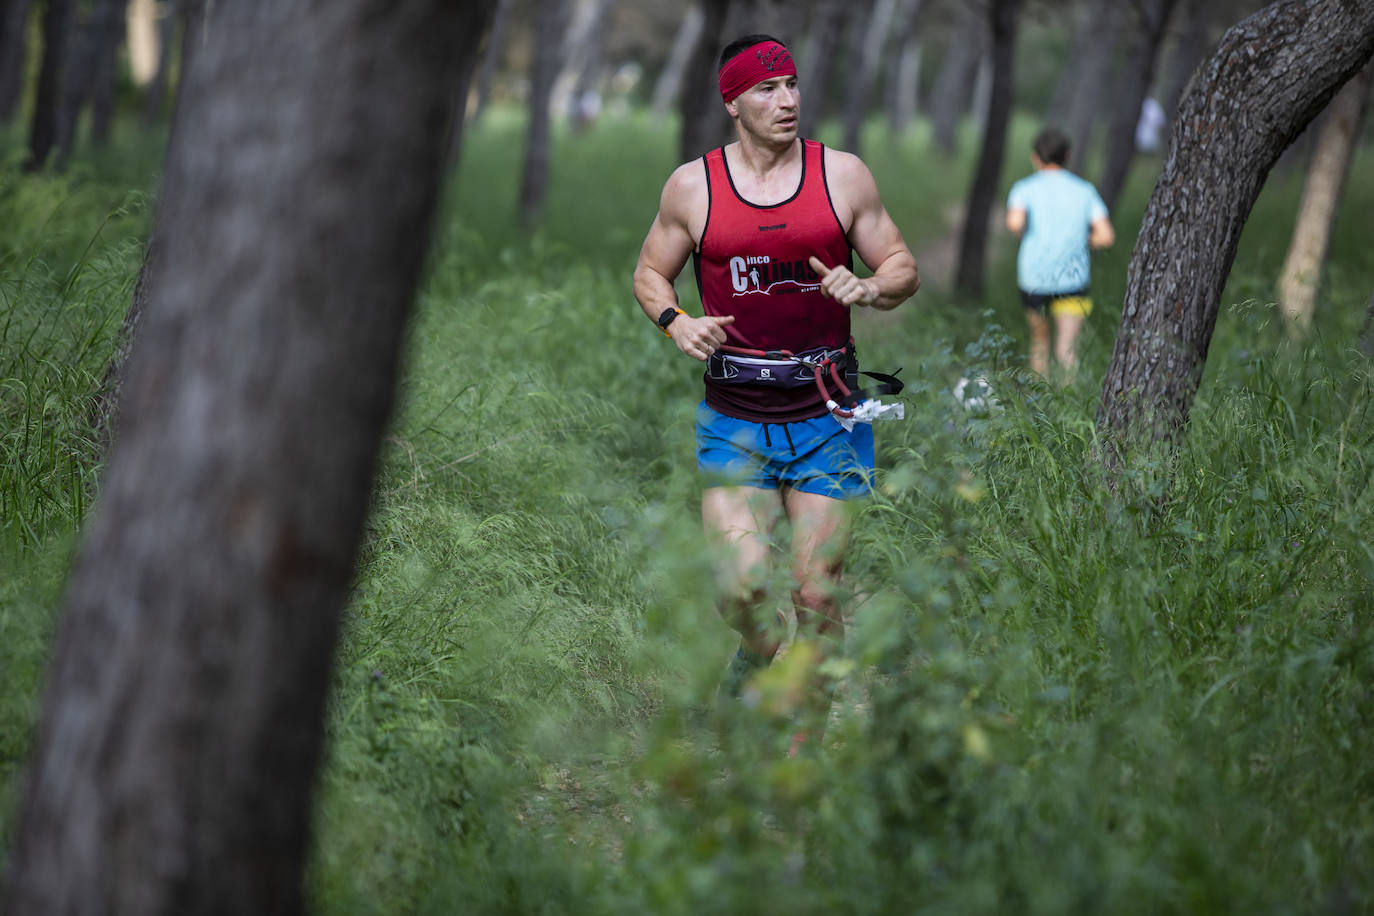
left=1096, top=0, right=1179, bottom=212
left=1097, top=0, right=1374, bottom=459
left=1276, top=65, right=1372, bottom=334
left=25, top=0, right=73, bottom=170
left=953, top=0, right=1022, bottom=296
left=928, top=3, right=986, bottom=155
left=1, top=2, right=478, bottom=913
left=678, top=0, right=731, bottom=162
left=0, top=0, right=32, bottom=122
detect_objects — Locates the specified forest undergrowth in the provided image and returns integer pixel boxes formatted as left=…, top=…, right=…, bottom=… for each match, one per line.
left=2, top=112, right=1373, bottom=914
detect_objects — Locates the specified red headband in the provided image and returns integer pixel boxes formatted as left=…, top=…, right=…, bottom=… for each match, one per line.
left=718, top=41, right=796, bottom=104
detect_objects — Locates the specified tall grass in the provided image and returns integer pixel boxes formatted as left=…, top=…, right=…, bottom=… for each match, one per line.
left=2, top=109, right=1373, bottom=913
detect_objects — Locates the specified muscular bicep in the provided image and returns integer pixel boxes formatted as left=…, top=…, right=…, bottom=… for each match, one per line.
left=839, top=159, right=911, bottom=273
left=635, top=210, right=695, bottom=286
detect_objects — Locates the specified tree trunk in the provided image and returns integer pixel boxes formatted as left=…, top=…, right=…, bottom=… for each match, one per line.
left=444, top=0, right=499, bottom=167
left=559, top=0, right=615, bottom=128
left=1, top=3, right=475, bottom=912
left=953, top=0, right=1021, bottom=296
left=885, top=0, right=923, bottom=135
left=54, top=3, right=98, bottom=165
left=141, top=0, right=176, bottom=126
left=0, top=0, right=32, bottom=122
left=88, top=0, right=128, bottom=145
left=1096, top=0, right=1179, bottom=212
left=1097, top=0, right=1374, bottom=460
left=678, top=0, right=731, bottom=162
left=652, top=4, right=706, bottom=116
left=25, top=0, right=73, bottom=170
left=1044, top=0, right=1091, bottom=126
left=798, top=0, right=846, bottom=137
left=472, top=0, right=511, bottom=120
left=1061, top=1, right=1122, bottom=172
left=519, top=0, right=568, bottom=228
left=1160, top=0, right=1207, bottom=130
left=841, top=0, right=897, bottom=155
left=928, top=3, right=985, bottom=155
left=1277, top=65, right=1372, bottom=333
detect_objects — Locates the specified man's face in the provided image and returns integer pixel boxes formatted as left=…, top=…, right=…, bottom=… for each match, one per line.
left=730, top=75, right=800, bottom=144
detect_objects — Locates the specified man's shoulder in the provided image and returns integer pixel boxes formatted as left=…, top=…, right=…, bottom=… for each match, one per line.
left=661, top=157, right=710, bottom=209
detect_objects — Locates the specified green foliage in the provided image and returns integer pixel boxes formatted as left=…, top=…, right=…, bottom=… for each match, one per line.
left=2, top=107, right=1374, bottom=914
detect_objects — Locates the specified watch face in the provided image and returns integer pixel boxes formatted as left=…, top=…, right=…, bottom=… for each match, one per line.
left=658, top=308, right=678, bottom=328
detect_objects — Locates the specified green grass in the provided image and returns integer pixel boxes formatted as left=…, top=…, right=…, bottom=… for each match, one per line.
left=2, top=107, right=1374, bottom=914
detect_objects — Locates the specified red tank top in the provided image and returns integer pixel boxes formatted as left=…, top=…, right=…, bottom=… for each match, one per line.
left=694, top=139, right=853, bottom=422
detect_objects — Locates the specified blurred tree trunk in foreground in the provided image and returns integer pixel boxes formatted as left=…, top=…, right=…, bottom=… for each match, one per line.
left=954, top=0, right=1021, bottom=295
left=519, top=0, right=568, bottom=228
left=25, top=0, right=72, bottom=170
left=928, top=3, right=985, bottom=155
left=1096, top=0, right=1178, bottom=211
left=0, top=0, right=32, bottom=122
left=1098, top=0, right=1374, bottom=464
left=1277, top=65, right=1372, bottom=334
left=1, top=2, right=474, bottom=913
left=678, top=0, right=731, bottom=161
left=445, top=0, right=498, bottom=165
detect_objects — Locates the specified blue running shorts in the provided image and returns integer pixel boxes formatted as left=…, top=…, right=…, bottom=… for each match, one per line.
left=695, top=401, right=874, bottom=499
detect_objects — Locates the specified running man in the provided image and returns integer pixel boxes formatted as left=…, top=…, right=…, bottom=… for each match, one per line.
left=632, top=34, right=919, bottom=749
left=1005, top=127, right=1115, bottom=381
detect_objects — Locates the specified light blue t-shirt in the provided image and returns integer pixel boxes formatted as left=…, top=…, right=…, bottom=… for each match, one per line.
left=1006, top=168, right=1108, bottom=295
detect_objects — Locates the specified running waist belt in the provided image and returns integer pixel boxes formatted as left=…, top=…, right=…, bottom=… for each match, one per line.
left=707, top=344, right=856, bottom=388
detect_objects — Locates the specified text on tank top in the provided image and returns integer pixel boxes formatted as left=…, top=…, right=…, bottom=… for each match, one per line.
left=693, top=138, right=853, bottom=422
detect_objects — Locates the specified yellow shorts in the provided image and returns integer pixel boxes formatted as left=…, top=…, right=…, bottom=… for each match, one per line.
left=1021, top=289, right=1093, bottom=318
left=1050, top=295, right=1092, bottom=318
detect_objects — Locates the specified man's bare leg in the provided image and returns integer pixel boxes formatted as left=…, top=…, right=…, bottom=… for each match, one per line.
left=781, top=486, right=853, bottom=752
left=1026, top=309, right=1051, bottom=379
left=1053, top=312, right=1084, bottom=383
left=702, top=485, right=785, bottom=660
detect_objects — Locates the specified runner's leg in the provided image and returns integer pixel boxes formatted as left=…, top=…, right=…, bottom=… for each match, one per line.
left=1053, top=312, right=1085, bottom=379
left=1026, top=309, right=1051, bottom=378
left=702, top=485, right=785, bottom=659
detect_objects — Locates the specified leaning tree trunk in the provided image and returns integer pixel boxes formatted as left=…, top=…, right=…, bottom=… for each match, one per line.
left=953, top=0, right=1021, bottom=296
left=678, top=0, right=731, bottom=162
left=0, top=0, right=32, bottom=122
left=518, top=0, right=568, bottom=228
left=1276, top=65, right=1372, bottom=334
left=1097, top=0, right=1374, bottom=460
left=1, top=2, right=478, bottom=913
left=1096, top=0, right=1178, bottom=212
left=25, top=0, right=73, bottom=170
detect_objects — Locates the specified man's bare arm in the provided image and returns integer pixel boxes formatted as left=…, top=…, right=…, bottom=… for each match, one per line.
left=819, top=149, right=919, bottom=310
left=1089, top=216, right=1115, bottom=249
left=632, top=163, right=734, bottom=360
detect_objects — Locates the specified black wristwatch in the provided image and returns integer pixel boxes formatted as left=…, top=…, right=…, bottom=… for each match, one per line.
left=656, top=306, right=685, bottom=335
